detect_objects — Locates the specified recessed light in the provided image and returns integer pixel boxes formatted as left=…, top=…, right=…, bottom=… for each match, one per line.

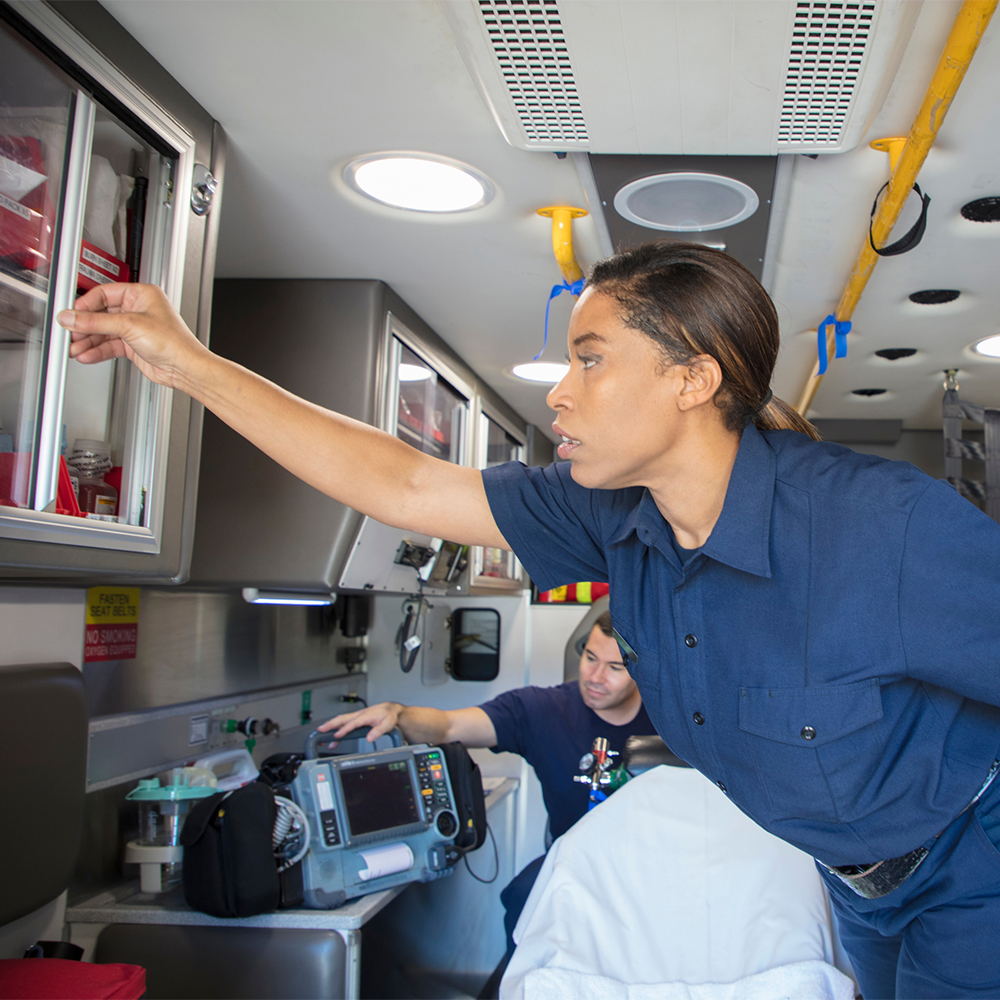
left=613, top=172, right=759, bottom=232
left=398, top=364, right=432, bottom=382
left=344, top=153, right=493, bottom=213
left=974, top=335, right=1000, bottom=358
left=909, top=289, right=960, bottom=305
left=874, top=349, right=917, bottom=361
left=961, top=197, right=1000, bottom=223
left=512, top=363, right=569, bottom=383
left=851, top=388, right=888, bottom=397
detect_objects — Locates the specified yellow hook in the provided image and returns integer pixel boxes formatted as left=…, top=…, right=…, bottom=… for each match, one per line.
left=537, top=206, right=588, bottom=285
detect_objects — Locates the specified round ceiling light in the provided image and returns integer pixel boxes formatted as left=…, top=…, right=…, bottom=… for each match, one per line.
left=344, top=153, right=493, bottom=213
left=512, top=362, right=569, bottom=383
left=613, top=172, right=759, bottom=232
left=974, top=335, right=1000, bottom=358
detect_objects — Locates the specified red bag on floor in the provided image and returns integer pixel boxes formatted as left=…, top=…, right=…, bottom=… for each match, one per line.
left=0, top=958, right=145, bottom=1000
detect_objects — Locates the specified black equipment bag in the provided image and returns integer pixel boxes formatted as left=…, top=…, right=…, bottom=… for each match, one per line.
left=180, top=781, right=280, bottom=918
left=440, top=742, right=487, bottom=852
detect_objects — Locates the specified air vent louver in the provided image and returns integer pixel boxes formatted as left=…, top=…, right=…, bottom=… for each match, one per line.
left=777, top=1, right=877, bottom=149
left=476, top=0, right=588, bottom=147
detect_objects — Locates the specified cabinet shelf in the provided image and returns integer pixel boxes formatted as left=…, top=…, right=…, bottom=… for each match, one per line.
left=0, top=264, right=48, bottom=303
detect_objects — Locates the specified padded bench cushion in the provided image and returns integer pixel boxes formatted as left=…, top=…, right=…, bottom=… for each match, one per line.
left=0, top=663, right=87, bottom=926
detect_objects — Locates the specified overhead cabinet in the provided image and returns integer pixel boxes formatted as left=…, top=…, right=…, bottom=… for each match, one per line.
left=0, top=1, right=222, bottom=582
left=191, top=279, right=528, bottom=596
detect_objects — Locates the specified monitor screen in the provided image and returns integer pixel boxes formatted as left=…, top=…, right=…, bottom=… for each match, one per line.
left=340, top=760, right=420, bottom=836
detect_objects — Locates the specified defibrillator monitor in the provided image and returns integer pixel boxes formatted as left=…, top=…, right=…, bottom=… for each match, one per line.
left=339, top=759, right=420, bottom=836
left=290, top=744, right=461, bottom=908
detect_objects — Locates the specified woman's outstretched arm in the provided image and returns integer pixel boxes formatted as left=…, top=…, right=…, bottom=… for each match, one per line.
left=60, top=283, right=509, bottom=549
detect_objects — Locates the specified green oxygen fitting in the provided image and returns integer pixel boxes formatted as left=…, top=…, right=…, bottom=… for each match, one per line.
left=606, top=765, right=630, bottom=792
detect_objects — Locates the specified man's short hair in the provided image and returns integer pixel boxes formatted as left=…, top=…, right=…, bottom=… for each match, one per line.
left=594, top=610, right=613, bottom=638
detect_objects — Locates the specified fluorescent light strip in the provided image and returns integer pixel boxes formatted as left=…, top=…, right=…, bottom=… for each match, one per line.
left=242, top=588, right=335, bottom=606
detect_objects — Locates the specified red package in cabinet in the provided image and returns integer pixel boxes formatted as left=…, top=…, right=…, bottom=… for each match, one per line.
left=0, top=135, right=55, bottom=275
left=77, top=240, right=130, bottom=292
left=0, top=452, right=32, bottom=508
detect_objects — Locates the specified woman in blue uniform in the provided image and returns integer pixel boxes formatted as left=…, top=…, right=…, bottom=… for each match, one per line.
left=61, top=242, right=1000, bottom=999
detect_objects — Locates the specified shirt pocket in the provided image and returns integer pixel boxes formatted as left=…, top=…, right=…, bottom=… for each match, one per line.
left=738, top=679, right=884, bottom=824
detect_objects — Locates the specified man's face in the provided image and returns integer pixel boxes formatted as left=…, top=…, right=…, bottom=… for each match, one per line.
left=577, top=624, right=638, bottom=712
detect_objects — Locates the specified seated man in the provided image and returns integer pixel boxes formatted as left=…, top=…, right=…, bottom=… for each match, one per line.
left=320, top=610, right=659, bottom=945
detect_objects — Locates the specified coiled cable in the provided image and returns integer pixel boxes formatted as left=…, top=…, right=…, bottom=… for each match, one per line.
left=273, top=795, right=310, bottom=872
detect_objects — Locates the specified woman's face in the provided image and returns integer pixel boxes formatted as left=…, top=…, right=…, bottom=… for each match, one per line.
left=547, top=288, right=689, bottom=490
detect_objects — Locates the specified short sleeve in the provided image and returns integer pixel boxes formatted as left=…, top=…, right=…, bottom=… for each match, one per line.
left=480, top=688, right=532, bottom=758
left=481, top=461, right=612, bottom=592
left=899, top=479, right=1000, bottom=708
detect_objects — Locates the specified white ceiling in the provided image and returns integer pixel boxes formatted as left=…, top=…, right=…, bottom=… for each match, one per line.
left=99, top=0, right=1000, bottom=436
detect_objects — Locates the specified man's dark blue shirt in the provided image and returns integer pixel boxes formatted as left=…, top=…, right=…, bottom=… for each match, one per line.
left=480, top=681, right=656, bottom=840
left=482, top=424, right=1000, bottom=867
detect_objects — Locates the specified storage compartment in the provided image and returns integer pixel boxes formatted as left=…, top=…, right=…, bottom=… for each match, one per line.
left=191, top=279, right=529, bottom=595
left=0, top=2, right=222, bottom=581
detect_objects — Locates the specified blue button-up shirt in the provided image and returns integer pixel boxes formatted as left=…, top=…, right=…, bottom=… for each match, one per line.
left=483, top=424, right=1000, bottom=866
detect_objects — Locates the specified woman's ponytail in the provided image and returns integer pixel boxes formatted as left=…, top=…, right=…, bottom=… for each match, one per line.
left=754, top=394, right=821, bottom=441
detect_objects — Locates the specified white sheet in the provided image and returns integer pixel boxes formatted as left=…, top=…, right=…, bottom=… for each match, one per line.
left=501, top=766, right=849, bottom=1000
left=521, top=961, right=855, bottom=1000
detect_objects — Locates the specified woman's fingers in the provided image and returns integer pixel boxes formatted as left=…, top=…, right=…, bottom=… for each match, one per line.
left=58, top=282, right=204, bottom=387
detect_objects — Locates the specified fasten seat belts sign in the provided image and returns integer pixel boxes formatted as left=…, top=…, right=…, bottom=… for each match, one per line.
left=84, top=587, right=139, bottom=662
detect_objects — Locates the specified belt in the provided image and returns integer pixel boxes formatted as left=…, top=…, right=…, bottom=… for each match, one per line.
left=823, top=759, right=1000, bottom=900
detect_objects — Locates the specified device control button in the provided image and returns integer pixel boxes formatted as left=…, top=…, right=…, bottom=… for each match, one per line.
left=436, top=811, right=458, bottom=837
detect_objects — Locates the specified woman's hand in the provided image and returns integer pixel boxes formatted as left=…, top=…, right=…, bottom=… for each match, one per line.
left=59, top=283, right=208, bottom=390
left=317, top=702, right=405, bottom=744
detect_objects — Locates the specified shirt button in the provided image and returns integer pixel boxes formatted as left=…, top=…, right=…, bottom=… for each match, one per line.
left=801, top=726, right=817, bottom=741
left=717, top=781, right=727, bottom=793
left=693, top=712, right=705, bottom=726
left=684, top=634, right=698, bottom=648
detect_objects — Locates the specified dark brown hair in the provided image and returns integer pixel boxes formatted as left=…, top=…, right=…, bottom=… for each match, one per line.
left=588, top=241, right=819, bottom=440
left=594, top=610, right=613, bottom=638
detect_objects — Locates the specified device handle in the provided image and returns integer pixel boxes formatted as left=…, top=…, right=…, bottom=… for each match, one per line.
left=304, top=726, right=404, bottom=758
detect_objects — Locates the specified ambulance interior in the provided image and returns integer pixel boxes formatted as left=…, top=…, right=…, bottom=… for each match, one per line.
left=2, top=1, right=1000, bottom=998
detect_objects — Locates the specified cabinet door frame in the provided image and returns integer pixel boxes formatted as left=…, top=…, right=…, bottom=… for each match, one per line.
left=471, top=401, right=526, bottom=590
left=0, top=1, right=198, bottom=554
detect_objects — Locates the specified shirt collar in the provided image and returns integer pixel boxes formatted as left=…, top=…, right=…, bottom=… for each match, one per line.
left=700, top=423, right=775, bottom=578
left=609, top=423, right=775, bottom=579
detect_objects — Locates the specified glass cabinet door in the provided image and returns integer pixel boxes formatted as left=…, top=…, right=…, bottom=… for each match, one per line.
left=0, top=7, right=198, bottom=558
left=0, top=21, right=75, bottom=510
left=385, top=322, right=472, bottom=467
left=473, top=410, right=525, bottom=587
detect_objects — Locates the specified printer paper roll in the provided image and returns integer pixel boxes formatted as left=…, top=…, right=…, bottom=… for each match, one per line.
left=357, top=842, right=414, bottom=881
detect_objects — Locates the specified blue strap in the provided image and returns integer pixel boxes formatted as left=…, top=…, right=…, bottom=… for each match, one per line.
left=588, top=789, right=607, bottom=810
left=536, top=278, right=585, bottom=360
left=816, top=314, right=852, bottom=375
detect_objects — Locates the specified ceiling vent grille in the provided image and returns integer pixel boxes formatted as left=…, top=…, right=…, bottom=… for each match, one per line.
left=475, top=0, right=588, bottom=146
left=777, top=1, right=877, bottom=148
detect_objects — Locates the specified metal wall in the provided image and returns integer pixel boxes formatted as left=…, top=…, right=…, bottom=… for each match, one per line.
left=82, top=587, right=366, bottom=716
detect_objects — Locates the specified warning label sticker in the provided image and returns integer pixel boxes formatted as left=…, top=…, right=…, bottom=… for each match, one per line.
left=84, top=587, right=140, bottom=662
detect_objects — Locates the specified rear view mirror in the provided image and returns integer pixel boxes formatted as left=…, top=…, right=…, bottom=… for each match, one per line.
left=448, top=608, right=501, bottom=681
